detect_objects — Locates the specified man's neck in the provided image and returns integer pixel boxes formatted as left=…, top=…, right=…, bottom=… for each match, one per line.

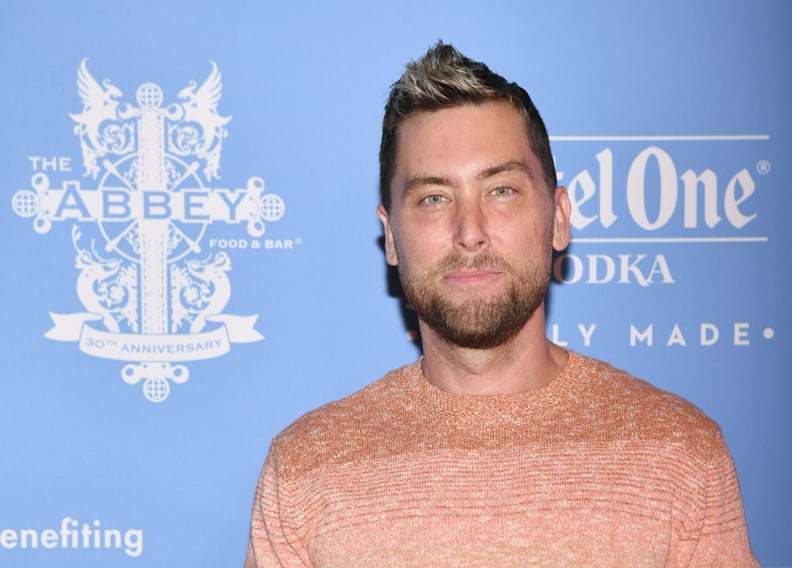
left=418, top=314, right=568, bottom=396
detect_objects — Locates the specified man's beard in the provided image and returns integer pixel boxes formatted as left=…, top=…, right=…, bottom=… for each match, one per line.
left=398, top=251, right=551, bottom=350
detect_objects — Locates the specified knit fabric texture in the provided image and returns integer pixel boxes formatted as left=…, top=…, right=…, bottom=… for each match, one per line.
left=246, top=352, right=757, bottom=567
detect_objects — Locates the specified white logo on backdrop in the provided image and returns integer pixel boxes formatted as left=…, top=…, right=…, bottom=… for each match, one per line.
left=12, top=60, right=284, bottom=402
left=545, top=135, right=775, bottom=349
left=549, top=135, right=770, bottom=287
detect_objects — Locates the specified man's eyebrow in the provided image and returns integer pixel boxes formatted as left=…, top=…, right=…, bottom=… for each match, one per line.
left=477, top=160, right=535, bottom=181
left=402, top=161, right=535, bottom=194
left=403, top=175, right=452, bottom=193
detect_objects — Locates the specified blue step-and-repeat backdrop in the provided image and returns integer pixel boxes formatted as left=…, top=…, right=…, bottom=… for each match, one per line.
left=1, top=1, right=790, bottom=566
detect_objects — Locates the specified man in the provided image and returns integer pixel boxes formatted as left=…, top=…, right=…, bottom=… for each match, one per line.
left=246, top=42, right=757, bottom=566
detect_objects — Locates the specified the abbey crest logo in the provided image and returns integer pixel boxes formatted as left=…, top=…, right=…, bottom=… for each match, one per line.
left=12, top=60, right=284, bottom=402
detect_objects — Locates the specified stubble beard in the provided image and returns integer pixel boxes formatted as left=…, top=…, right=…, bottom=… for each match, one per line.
left=398, top=251, right=551, bottom=350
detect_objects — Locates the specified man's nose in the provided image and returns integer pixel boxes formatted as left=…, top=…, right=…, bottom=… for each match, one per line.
left=454, top=199, right=490, bottom=252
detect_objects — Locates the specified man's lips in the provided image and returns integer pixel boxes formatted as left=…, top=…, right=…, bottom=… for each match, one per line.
left=442, top=268, right=503, bottom=285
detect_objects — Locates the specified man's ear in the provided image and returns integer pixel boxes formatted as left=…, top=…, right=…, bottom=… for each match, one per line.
left=376, top=204, right=399, bottom=266
left=551, top=186, right=571, bottom=252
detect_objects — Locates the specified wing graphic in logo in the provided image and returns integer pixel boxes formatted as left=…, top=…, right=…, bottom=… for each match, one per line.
left=172, top=61, right=231, bottom=180
left=69, top=59, right=133, bottom=178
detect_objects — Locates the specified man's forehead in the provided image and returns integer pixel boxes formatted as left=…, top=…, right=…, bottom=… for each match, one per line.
left=394, top=102, right=535, bottom=158
left=397, top=100, right=523, bottom=132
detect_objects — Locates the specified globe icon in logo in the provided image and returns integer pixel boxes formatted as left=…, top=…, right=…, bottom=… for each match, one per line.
left=136, top=83, right=164, bottom=109
left=12, top=190, right=39, bottom=218
left=122, top=361, right=189, bottom=402
left=260, top=194, right=285, bottom=222
left=143, top=378, right=170, bottom=403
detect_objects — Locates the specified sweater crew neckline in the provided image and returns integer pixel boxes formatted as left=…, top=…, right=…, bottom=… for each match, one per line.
left=401, top=350, right=579, bottom=420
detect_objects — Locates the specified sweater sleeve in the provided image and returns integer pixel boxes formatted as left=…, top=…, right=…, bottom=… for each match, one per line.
left=245, top=445, right=312, bottom=568
left=677, top=430, right=759, bottom=567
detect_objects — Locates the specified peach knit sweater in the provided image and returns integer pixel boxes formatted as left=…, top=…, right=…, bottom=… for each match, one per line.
left=246, top=352, right=757, bottom=567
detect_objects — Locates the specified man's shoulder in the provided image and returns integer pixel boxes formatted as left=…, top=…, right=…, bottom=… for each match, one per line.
left=267, top=360, right=418, bottom=475
left=569, top=351, right=724, bottom=449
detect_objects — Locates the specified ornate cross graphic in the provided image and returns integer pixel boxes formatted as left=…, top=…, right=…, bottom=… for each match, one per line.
left=12, top=60, right=284, bottom=401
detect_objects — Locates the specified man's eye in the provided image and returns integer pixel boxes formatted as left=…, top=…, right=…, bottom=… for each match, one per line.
left=492, top=186, right=514, bottom=196
left=421, top=194, right=446, bottom=205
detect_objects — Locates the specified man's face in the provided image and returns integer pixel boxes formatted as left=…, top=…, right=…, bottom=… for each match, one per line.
left=377, top=101, right=571, bottom=349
